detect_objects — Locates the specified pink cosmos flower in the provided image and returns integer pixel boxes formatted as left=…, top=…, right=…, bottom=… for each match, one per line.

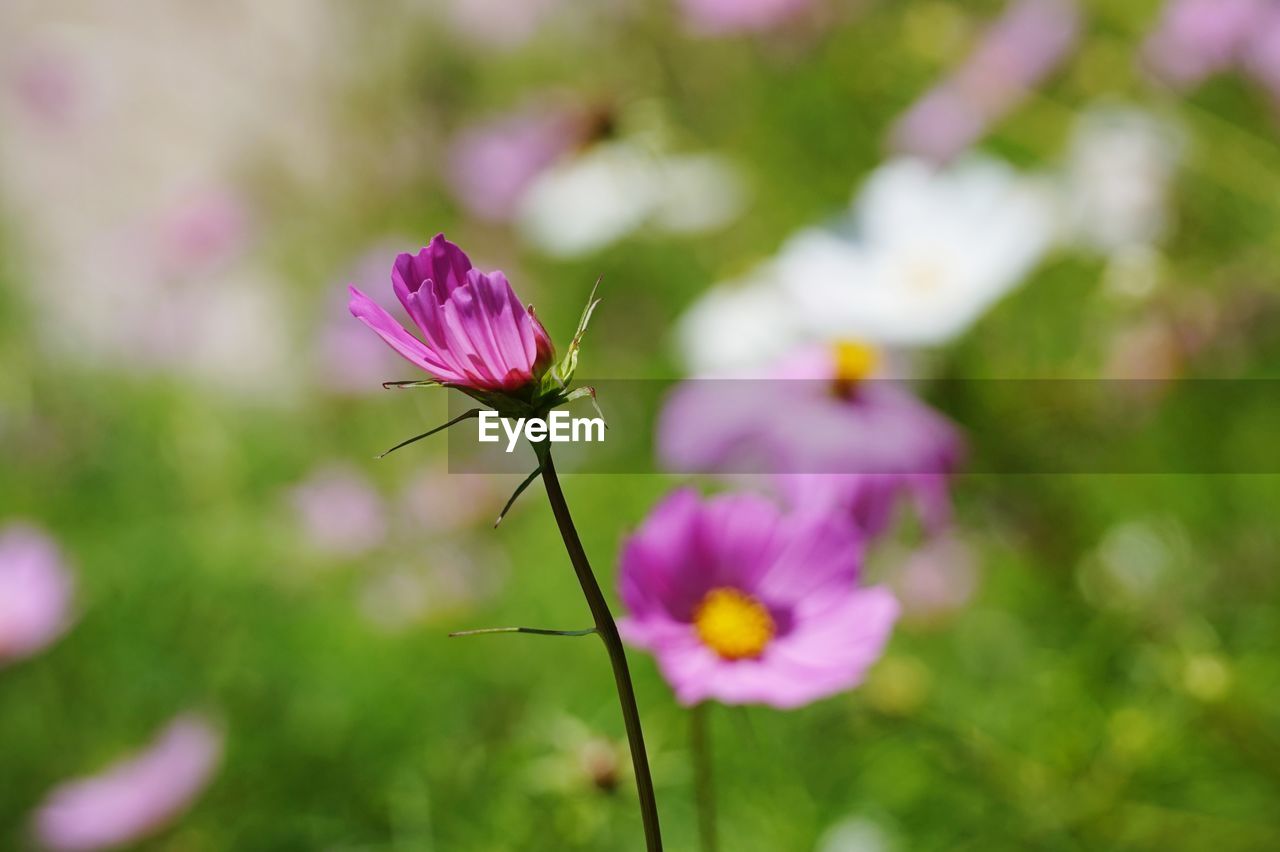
left=0, top=522, right=74, bottom=666
left=446, top=105, right=589, bottom=223
left=32, top=714, right=222, bottom=851
left=348, top=234, right=554, bottom=393
left=1142, top=0, right=1268, bottom=88
left=678, top=0, right=816, bottom=36
left=892, top=0, right=1080, bottom=162
left=289, top=464, right=389, bottom=558
left=618, top=489, right=899, bottom=708
left=658, top=344, right=962, bottom=477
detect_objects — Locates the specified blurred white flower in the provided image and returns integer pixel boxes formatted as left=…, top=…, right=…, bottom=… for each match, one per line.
left=1061, top=106, right=1184, bottom=254
left=517, top=141, right=745, bottom=257
left=777, top=157, right=1056, bottom=346
left=0, top=522, right=75, bottom=666
left=675, top=270, right=803, bottom=376
left=816, top=816, right=897, bottom=852
left=32, top=714, right=223, bottom=852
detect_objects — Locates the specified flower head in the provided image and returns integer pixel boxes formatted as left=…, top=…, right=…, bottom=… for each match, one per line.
left=0, top=522, right=74, bottom=666
left=32, top=714, right=222, bottom=851
left=348, top=234, right=554, bottom=394
left=618, top=489, right=898, bottom=708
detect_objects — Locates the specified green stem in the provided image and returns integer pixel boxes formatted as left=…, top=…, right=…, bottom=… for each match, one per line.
left=537, top=445, right=663, bottom=851
left=690, top=703, right=717, bottom=852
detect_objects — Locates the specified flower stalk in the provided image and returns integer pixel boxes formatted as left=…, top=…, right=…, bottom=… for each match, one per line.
left=535, top=443, right=664, bottom=851
left=690, top=702, right=718, bottom=852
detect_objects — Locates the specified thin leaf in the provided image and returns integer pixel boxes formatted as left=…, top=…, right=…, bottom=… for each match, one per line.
left=552, top=277, right=602, bottom=387
left=563, top=386, right=607, bottom=429
left=376, top=408, right=481, bottom=459
left=448, top=626, right=597, bottom=638
left=382, top=379, right=446, bottom=390
left=493, top=464, right=543, bottom=528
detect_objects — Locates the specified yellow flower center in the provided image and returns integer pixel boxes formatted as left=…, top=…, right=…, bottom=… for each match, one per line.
left=693, top=587, right=776, bottom=660
left=833, top=340, right=880, bottom=384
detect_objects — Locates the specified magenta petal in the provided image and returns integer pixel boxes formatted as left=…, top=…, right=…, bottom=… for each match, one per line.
left=33, top=715, right=222, bottom=852
left=347, top=286, right=460, bottom=381
left=391, top=234, right=473, bottom=302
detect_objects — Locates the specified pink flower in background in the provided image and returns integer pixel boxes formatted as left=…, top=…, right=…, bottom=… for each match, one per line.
left=33, top=715, right=222, bottom=851
left=892, top=0, right=1080, bottom=162
left=447, top=105, right=587, bottom=223
left=348, top=234, right=555, bottom=392
left=1143, top=0, right=1267, bottom=88
left=317, top=245, right=407, bottom=394
left=888, top=534, right=979, bottom=624
left=0, top=523, right=74, bottom=666
left=1242, top=7, right=1280, bottom=99
left=775, top=472, right=953, bottom=542
left=151, top=188, right=250, bottom=280
left=10, top=48, right=94, bottom=130
left=618, top=489, right=898, bottom=708
left=658, top=344, right=962, bottom=478
left=289, top=465, right=388, bottom=558
left=678, top=0, right=816, bottom=36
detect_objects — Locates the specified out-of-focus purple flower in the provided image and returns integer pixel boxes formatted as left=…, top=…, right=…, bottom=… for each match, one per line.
left=677, top=0, right=816, bottom=36
left=892, top=0, right=1080, bottom=162
left=151, top=188, right=250, bottom=280
left=1243, top=7, right=1280, bottom=98
left=32, top=715, right=222, bottom=852
left=447, top=105, right=588, bottom=223
left=289, top=464, right=388, bottom=558
left=348, top=234, right=554, bottom=393
left=316, top=244, right=408, bottom=395
left=658, top=344, right=962, bottom=477
left=10, top=48, right=94, bottom=130
left=0, top=523, right=74, bottom=666
left=1143, top=0, right=1268, bottom=88
left=618, top=489, right=898, bottom=708
left=775, top=472, right=952, bottom=542
left=888, top=534, right=979, bottom=624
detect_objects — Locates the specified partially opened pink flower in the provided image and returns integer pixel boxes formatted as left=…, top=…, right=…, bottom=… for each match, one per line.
left=32, top=714, right=223, bottom=851
left=348, top=234, right=554, bottom=393
left=618, top=489, right=898, bottom=708
left=0, top=522, right=74, bottom=666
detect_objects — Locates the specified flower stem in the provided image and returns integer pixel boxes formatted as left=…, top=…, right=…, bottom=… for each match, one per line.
left=536, top=446, right=663, bottom=851
left=690, top=702, right=718, bottom=852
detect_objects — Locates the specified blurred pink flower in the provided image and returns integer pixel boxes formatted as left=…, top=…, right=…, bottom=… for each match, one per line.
left=888, top=534, right=979, bottom=623
left=33, top=715, right=222, bottom=852
left=289, top=464, right=388, bottom=558
left=892, top=0, right=1080, bottom=161
left=150, top=188, right=250, bottom=280
left=619, top=489, right=898, bottom=708
left=1242, top=7, right=1280, bottom=99
left=775, top=472, right=952, bottom=542
left=678, top=0, right=816, bottom=36
left=0, top=522, right=74, bottom=666
left=317, top=245, right=407, bottom=394
left=1143, top=0, right=1268, bottom=88
left=10, top=48, right=94, bottom=130
left=399, top=465, right=505, bottom=533
left=348, top=234, right=554, bottom=392
left=446, top=105, right=587, bottom=223
left=658, top=344, right=962, bottom=477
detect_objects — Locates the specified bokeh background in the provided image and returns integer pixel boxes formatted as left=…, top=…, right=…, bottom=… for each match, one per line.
left=3, top=0, right=1280, bottom=849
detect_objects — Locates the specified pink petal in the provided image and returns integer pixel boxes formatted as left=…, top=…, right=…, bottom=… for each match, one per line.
left=347, top=286, right=461, bottom=382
